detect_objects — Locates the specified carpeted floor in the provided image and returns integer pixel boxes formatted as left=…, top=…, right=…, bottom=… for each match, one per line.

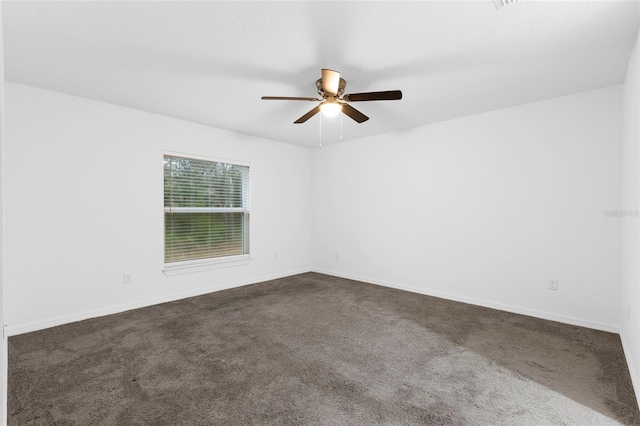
left=8, top=272, right=640, bottom=425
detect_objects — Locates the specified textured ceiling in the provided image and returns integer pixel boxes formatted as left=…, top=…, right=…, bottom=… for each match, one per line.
left=3, top=1, right=640, bottom=148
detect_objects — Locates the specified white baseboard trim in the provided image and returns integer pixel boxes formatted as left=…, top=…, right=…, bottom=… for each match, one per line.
left=620, top=330, right=640, bottom=411
left=7, top=267, right=312, bottom=336
left=311, top=268, right=620, bottom=334
left=9, top=267, right=620, bottom=336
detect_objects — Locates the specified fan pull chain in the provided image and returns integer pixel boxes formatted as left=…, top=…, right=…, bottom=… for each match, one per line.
left=340, top=113, right=343, bottom=139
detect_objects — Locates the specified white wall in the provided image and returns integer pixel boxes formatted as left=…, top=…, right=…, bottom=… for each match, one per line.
left=312, top=85, right=623, bottom=332
left=621, top=27, right=640, bottom=404
left=0, top=4, right=6, bottom=425
left=3, top=82, right=312, bottom=334
left=4, top=81, right=626, bottom=332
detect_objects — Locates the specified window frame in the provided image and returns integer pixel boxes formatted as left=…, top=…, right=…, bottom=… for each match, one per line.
left=162, top=151, right=251, bottom=275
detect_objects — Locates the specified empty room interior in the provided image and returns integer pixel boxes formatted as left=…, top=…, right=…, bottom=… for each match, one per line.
left=2, top=0, right=640, bottom=424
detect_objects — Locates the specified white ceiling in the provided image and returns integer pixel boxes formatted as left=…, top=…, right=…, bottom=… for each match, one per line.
left=3, top=1, right=639, bottom=148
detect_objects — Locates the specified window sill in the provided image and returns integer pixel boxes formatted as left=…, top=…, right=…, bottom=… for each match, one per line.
left=163, top=254, right=252, bottom=276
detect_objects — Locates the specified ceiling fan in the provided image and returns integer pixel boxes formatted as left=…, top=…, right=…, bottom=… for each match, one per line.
left=261, top=69, right=402, bottom=124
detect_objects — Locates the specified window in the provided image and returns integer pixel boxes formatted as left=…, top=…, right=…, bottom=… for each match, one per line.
left=164, top=153, right=250, bottom=266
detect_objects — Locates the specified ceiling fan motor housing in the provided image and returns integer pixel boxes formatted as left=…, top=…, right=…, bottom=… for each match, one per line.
left=316, top=78, right=346, bottom=98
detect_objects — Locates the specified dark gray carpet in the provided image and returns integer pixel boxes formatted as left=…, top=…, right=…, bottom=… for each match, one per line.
left=8, top=272, right=640, bottom=425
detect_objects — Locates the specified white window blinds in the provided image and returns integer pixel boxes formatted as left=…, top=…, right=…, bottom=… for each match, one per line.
left=164, top=154, right=250, bottom=264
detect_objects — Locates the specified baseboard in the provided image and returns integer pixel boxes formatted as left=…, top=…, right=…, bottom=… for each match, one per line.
left=311, top=268, right=620, bottom=334
left=620, top=330, right=640, bottom=411
left=9, top=267, right=620, bottom=336
left=7, top=267, right=312, bottom=336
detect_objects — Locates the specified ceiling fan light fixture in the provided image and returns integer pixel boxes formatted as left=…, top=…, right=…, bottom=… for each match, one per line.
left=320, top=101, right=342, bottom=117
left=262, top=68, right=401, bottom=124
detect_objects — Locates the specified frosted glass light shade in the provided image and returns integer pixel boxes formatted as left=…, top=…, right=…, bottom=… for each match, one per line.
left=320, top=102, right=342, bottom=117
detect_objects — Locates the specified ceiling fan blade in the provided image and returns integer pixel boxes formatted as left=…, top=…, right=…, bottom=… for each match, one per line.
left=321, top=69, right=341, bottom=96
left=343, top=90, right=403, bottom=102
left=262, top=96, right=320, bottom=101
left=294, top=106, right=321, bottom=124
left=341, top=103, right=369, bottom=123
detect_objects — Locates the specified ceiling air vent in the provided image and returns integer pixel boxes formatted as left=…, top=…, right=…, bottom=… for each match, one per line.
left=494, top=0, right=518, bottom=8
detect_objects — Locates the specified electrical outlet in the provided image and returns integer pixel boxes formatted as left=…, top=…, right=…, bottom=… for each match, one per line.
left=548, top=278, right=558, bottom=291
left=124, top=272, right=133, bottom=284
